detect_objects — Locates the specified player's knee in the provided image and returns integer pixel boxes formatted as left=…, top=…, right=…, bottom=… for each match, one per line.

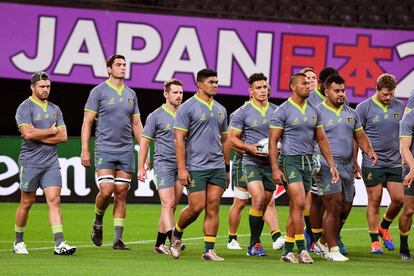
left=47, top=196, right=61, bottom=208
left=114, top=190, right=127, bottom=201
left=20, top=198, right=35, bottom=210
left=161, top=198, right=176, bottom=210
left=391, top=196, right=404, bottom=207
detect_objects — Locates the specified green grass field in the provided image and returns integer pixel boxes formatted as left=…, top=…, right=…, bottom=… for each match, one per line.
left=0, top=203, right=411, bottom=275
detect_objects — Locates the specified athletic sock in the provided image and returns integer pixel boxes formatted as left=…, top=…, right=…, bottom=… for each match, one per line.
left=228, top=232, right=238, bottom=243
left=166, top=230, right=173, bottom=244
left=173, top=224, right=184, bottom=239
left=400, top=231, right=410, bottom=253
left=114, top=218, right=125, bottom=242
left=155, top=232, right=167, bottom=247
left=283, top=236, right=295, bottom=255
left=248, top=209, right=263, bottom=248
left=51, top=224, right=64, bottom=247
left=204, top=236, right=216, bottom=253
left=94, top=206, right=105, bottom=225
left=312, top=228, right=323, bottom=242
left=271, top=229, right=281, bottom=242
left=15, top=225, right=25, bottom=244
left=369, top=231, right=379, bottom=242
left=380, top=215, right=393, bottom=230
left=295, top=234, right=306, bottom=252
left=304, top=210, right=315, bottom=243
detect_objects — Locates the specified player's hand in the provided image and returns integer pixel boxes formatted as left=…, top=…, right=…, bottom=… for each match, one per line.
left=137, top=167, right=147, bottom=181
left=353, top=161, right=362, bottom=179
left=81, top=150, right=91, bottom=168
left=403, top=169, right=414, bottom=188
left=368, top=151, right=378, bottom=167
left=248, top=144, right=268, bottom=157
left=330, top=166, right=340, bottom=184
left=49, top=122, right=59, bottom=135
left=178, top=168, right=192, bottom=187
left=272, top=168, right=286, bottom=186
left=226, top=172, right=230, bottom=188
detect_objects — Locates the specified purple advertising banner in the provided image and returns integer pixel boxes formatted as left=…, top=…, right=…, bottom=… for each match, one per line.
left=1, top=3, right=414, bottom=103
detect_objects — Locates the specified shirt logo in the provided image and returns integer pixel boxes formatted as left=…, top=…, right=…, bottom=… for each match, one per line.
left=44, top=113, right=49, bottom=119
left=384, top=114, right=388, bottom=120
left=303, top=116, right=308, bottom=122
left=372, top=115, right=380, bottom=122
left=119, top=97, right=124, bottom=103
left=53, top=113, right=58, bottom=120
left=293, top=117, right=299, bottom=125
left=337, top=117, right=343, bottom=123
left=262, top=118, right=268, bottom=125
left=366, top=172, right=373, bottom=181
left=347, top=117, right=353, bottom=123
left=393, top=112, right=400, bottom=120
left=164, top=122, right=171, bottom=131
left=218, top=112, right=224, bottom=119
left=248, top=171, right=255, bottom=178
left=324, top=184, right=331, bottom=192
left=199, top=113, right=207, bottom=121
left=128, top=98, right=133, bottom=104
left=312, top=116, right=317, bottom=122
left=108, top=97, right=115, bottom=105
left=327, top=118, right=335, bottom=126
left=34, top=113, right=42, bottom=121
left=252, top=119, right=259, bottom=128
left=289, top=170, right=297, bottom=179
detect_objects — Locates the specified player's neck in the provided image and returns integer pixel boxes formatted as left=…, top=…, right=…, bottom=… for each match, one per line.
left=252, top=98, right=268, bottom=108
left=108, top=76, right=124, bottom=89
left=325, top=100, right=341, bottom=110
left=196, top=91, right=213, bottom=103
left=31, top=94, right=46, bottom=105
left=291, top=94, right=306, bottom=107
left=164, top=101, right=177, bottom=113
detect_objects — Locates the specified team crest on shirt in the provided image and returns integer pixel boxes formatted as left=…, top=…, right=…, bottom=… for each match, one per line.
left=218, top=112, right=224, bottom=119
left=347, top=117, right=353, bottom=123
left=392, top=112, right=400, bottom=120
left=34, top=113, right=42, bottom=121
left=53, top=113, right=57, bottom=120
left=312, top=116, right=317, bottom=122
left=127, top=98, right=133, bottom=104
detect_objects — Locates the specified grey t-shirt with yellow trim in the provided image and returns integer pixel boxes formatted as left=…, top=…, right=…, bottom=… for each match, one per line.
left=143, top=104, right=176, bottom=167
left=400, top=109, right=414, bottom=155
left=270, top=98, right=322, bottom=156
left=173, top=95, right=228, bottom=170
left=231, top=101, right=278, bottom=166
left=15, top=97, right=65, bottom=167
left=356, top=96, right=404, bottom=168
left=315, top=102, right=362, bottom=161
left=84, top=80, right=140, bottom=152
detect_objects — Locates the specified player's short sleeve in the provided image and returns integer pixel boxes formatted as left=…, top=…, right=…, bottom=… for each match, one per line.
left=315, top=106, right=322, bottom=127
left=400, top=111, right=414, bottom=137
left=355, top=102, right=367, bottom=128
left=84, top=89, right=100, bottom=113
left=350, top=108, right=362, bottom=131
left=230, top=108, right=245, bottom=132
left=55, top=106, right=66, bottom=128
left=15, top=102, right=31, bottom=128
left=270, top=106, right=286, bottom=129
left=406, top=89, right=414, bottom=111
left=142, top=113, right=157, bottom=140
left=219, top=108, right=228, bottom=134
left=174, top=104, right=190, bottom=131
left=133, top=91, right=140, bottom=116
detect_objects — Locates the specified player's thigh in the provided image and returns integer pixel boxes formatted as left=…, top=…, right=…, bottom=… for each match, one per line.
left=315, top=164, right=342, bottom=198
left=362, top=167, right=386, bottom=188
left=40, top=165, right=62, bottom=191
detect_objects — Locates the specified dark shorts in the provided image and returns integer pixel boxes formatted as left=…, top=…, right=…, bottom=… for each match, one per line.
left=19, top=165, right=62, bottom=192
left=95, top=151, right=134, bottom=173
left=243, top=164, right=276, bottom=191
left=188, top=168, right=227, bottom=194
left=314, top=156, right=355, bottom=203
left=402, top=165, right=414, bottom=196
left=279, top=154, right=313, bottom=192
left=154, top=165, right=178, bottom=190
left=232, top=156, right=247, bottom=189
left=362, top=167, right=402, bottom=187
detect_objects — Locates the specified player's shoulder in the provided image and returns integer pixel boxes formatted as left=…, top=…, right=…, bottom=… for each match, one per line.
left=356, top=97, right=371, bottom=108
left=148, top=106, right=164, bottom=118
left=47, top=101, right=61, bottom=111
left=392, top=98, right=405, bottom=109
left=123, top=85, right=137, bottom=96
left=17, top=98, right=31, bottom=109
left=213, top=99, right=227, bottom=113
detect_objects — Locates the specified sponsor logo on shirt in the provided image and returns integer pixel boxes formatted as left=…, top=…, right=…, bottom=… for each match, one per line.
left=199, top=113, right=207, bottom=121
left=252, top=119, right=259, bottom=128
left=108, top=97, right=115, bottom=105
left=164, top=122, right=171, bottom=131
left=34, top=113, right=42, bottom=121
left=292, top=117, right=299, bottom=125
left=372, top=115, right=380, bottom=122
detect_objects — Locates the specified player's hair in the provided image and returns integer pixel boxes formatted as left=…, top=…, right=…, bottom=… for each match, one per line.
left=196, top=68, right=217, bottom=83
left=325, top=74, right=345, bottom=89
left=289, top=72, right=307, bottom=91
left=164, top=79, right=183, bottom=93
left=106, top=54, right=126, bottom=68
left=376, top=73, right=397, bottom=91
left=299, top=67, right=315, bottom=74
left=248, top=73, right=267, bottom=86
left=318, top=67, right=338, bottom=82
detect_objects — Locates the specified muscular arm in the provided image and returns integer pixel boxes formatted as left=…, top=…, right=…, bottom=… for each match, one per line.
left=229, top=128, right=265, bottom=156
left=174, top=129, right=191, bottom=186
left=354, top=129, right=377, bottom=166
left=137, top=137, right=151, bottom=181
left=401, top=137, right=414, bottom=169
left=315, top=127, right=339, bottom=183
left=132, top=115, right=144, bottom=145
left=19, top=124, right=58, bottom=141
left=81, top=111, right=96, bottom=168
left=221, top=133, right=231, bottom=166
left=39, top=126, right=67, bottom=144
left=269, top=127, right=285, bottom=185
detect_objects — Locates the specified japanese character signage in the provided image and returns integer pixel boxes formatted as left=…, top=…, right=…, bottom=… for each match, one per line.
left=1, top=3, right=413, bottom=103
